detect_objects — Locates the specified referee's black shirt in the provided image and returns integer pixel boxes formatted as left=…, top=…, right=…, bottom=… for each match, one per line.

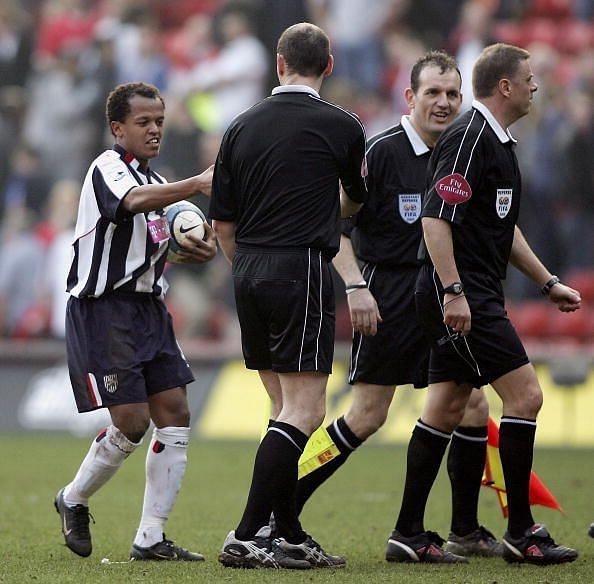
left=209, top=85, right=368, bottom=259
left=422, top=100, right=521, bottom=280
left=344, top=116, right=430, bottom=267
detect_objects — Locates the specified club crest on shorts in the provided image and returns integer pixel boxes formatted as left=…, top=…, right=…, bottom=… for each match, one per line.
left=496, top=188, right=513, bottom=218
left=103, top=373, right=118, bottom=393
left=398, top=193, right=422, bottom=223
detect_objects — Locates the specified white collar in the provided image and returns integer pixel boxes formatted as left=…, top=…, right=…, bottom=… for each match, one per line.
left=271, top=84, right=320, bottom=98
left=472, top=99, right=517, bottom=143
left=401, top=115, right=430, bottom=156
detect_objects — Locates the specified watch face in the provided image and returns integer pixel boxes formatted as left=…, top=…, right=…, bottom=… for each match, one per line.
left=445, top=283, right=463, bottom=294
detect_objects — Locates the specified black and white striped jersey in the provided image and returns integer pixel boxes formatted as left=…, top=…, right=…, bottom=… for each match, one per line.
left=209, top=85, right=368, bottom=259
left=343, top=115, right=430, bottom=267
left=67, top=145, right=170, bottom=299
left=422, top=100, right=522, bottom=280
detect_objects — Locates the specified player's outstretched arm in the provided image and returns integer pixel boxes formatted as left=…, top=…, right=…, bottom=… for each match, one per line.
left=332, top=235, right=382, bottom=336
left=122, top=165, right=214, bottom=214
left=510, top=226, right=581, bottom=312
left=422, top=217, right=471, bottom=335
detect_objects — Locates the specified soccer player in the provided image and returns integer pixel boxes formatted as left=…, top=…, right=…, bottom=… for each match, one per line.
left=390, top=43, right=581, bottom=565
left=210, top=23, right=367, bottom=569
left=55, top=82, right=215, bottom=561
left=295, top=50, right=501, bottom=561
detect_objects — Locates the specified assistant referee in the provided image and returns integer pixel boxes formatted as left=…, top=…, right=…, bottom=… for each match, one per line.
left=210, top=23, right=367, bottom=569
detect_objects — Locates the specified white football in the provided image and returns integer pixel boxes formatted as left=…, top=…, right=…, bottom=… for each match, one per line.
left=164, top=201, right=207, bottom=263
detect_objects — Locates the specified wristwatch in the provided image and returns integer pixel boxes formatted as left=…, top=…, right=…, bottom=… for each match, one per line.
left=541, top=275, right=560, bottom=296
left=443, top=282, right=464, bottom=295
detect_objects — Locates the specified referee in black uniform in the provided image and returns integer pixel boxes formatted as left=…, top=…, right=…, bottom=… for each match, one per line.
left=55, top=82, right=215, bottom=561
left=294, top=50, right=502, bottom=561
left=392, top=44, right=581, bottom=565
left=210, top=23, right=367, bottom=569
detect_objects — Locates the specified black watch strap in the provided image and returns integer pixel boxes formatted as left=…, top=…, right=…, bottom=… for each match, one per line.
left=443, top=282, right=464, bottom=295
left=541, top=275, right=560, bottom=296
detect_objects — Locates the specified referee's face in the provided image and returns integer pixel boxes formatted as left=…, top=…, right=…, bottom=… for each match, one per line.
left=508, top=59, right=538, bottom=121
left=408, top=65, right=462, bottom=147
left=113, top=95, right=165, bottom=164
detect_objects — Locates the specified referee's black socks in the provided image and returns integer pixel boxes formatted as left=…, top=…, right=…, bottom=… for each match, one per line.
left=236, top=421, right=308, bottom=544
left=395, top=420, right=451, bottom=537
left=295, top=416, right=363, bottom=515
left=499, top=416, right=536, bottom=538
left=447, top=425, right=488, bottom=536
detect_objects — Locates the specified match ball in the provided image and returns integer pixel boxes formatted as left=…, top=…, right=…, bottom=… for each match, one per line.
left=164, top=201, right=207, bottom=263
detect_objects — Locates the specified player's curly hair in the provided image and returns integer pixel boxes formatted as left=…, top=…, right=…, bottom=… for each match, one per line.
left=410, top=51, right=461, bottom=94
left=277, top=23, right=330, bottom=78
left=106, top=82, right=165, bottom=135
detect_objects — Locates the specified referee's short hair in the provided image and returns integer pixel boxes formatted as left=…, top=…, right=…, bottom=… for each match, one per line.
left=106, top=82, right=165, bottom=134
left=410, top=50, right=461, bottom=94
left=277, top=23, right=330, bottom=78
left=472, top=43, right=531, bottom=98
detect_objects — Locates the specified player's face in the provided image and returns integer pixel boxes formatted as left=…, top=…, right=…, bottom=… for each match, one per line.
left=111, top=95, right=165, bottom=163
left=408, top=65, right=462, bottom=146
left=508, top=59, right=538, bottom=119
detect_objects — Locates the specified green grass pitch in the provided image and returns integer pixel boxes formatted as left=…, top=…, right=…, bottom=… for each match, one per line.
left=1, top=435, right=593, bottom=583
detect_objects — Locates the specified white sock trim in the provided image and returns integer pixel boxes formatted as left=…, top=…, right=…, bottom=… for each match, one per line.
left=153, top=426, right=191, bottom=448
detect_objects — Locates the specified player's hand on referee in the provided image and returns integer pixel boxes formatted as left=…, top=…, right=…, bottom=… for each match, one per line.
left=193, top=164, right=214, bottom=197
left=548, top=283, right=582, bottom=313
left=172, top=222, right=217, bottom=264
left=443, top=293, right=471, bottom=336
left=347, top=288, right=382, bottom=336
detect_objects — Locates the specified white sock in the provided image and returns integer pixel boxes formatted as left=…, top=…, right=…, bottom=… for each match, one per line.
left=133, top=426, right=190, bottom=548
left=63, top=425, right=140, bottom=507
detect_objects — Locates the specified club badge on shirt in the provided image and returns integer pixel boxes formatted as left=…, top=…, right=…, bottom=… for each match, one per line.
left=398, top=193, right=422, bottom=223
left=496, top=189, right=513, bottom=218
left=147, top=216, right=170, bottom=243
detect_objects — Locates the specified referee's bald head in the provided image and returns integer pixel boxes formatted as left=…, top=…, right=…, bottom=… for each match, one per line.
left=277, top=23, right=331, bottom=78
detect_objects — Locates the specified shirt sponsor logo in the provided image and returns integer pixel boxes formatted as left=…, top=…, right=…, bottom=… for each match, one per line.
left=103, top=373, right=118, bottom=393
left=147, top=216, right=170, bottom=243
left=398, top=193, right=422, bottom=224
left=496, top=188, right=513, bottom=218
left=435, top=173, right=472, bottom=205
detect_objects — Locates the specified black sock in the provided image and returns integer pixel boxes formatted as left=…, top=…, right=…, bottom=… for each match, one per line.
left=499, top=416, right=536, bottom=538
left=448, top=425, right=487, bottom=536
left=395, top=420, right=451, bottom=537
left=295, top=416, right=364, bottom=515
left=235, top=421, right=308, bottom=543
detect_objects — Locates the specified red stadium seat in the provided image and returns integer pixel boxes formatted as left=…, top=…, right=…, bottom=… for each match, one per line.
left=548, top=306, right=594, bottom=341
left=528, top=0, right=573, bottom=19
left=507, top=300, right=551, bottom=338
left=556, top=19, right=593, bottom=54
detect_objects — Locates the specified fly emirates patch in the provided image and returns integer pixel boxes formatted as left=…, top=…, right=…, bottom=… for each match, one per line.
left=435, top=173, right=472, bottom=205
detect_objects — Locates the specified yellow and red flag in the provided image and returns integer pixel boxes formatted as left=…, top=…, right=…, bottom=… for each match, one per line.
left=482, top=417, right=562, bottom=517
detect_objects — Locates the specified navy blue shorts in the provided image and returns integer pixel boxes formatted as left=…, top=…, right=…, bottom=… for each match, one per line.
left=232, top=247, right=335, bottom=373
left=348, top=264, right=429, bottom=388
left=66, top=293, right=194, bottom=413
left=415, top=265, right=529, bottom=387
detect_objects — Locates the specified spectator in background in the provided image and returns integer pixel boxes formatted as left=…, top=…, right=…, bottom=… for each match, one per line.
left=310, top=0, right=401, bottom=93
left=170, top=3, right=268, bottom=133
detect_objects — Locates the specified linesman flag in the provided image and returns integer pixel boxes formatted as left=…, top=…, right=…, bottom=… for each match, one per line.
left=482, top=417, right=562, bottom=517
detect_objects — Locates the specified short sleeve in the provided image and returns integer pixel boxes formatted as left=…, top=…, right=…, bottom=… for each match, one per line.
left=92, top=158, right=137, bottom=222
left=339, top=117, right=368, bottom=204
left=209, top=130, right=237, bottom=221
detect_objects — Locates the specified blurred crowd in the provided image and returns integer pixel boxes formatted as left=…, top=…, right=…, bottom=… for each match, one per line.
left=0, top=0, right=592, bottom=342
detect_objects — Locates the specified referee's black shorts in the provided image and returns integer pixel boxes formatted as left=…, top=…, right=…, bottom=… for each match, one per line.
left=415, top=264, right=529, bottom=387
left=232, top=246, right=335, bottom=374
left=348, top=264, right=428, bottom=388
left=66, top=293, right=194, bottom=413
